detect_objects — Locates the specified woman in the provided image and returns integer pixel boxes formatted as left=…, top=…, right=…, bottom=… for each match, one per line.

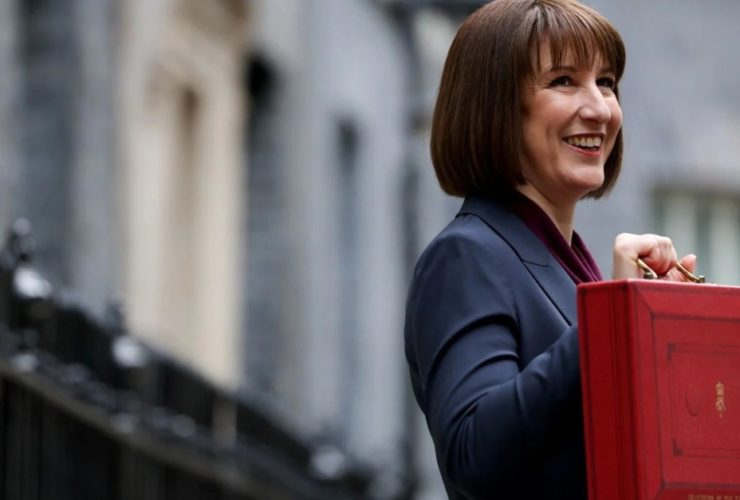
left=404, top=0, right=696, bottom=498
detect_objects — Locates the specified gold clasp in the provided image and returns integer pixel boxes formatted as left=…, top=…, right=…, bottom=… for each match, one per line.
left=635, top=257, right=706, bottom=283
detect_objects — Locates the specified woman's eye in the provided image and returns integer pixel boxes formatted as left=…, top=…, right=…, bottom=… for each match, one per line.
left=549, top=75, right=572, bottom=87
left=597, top=77, right=616, bottom=90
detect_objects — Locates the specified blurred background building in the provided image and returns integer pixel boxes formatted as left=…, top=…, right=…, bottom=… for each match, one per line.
left=1, top=0, right=740, bottom=498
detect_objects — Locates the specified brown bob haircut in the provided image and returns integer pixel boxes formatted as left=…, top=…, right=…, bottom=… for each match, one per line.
left=430, top=0, right=626, bottom=198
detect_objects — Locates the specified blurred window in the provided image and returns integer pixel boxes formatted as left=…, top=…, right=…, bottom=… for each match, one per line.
left=654, top=189, right=740, bottom=285
left=244, top=55, right=283, bottom=395
left=336, top=118, right=360, bottom=439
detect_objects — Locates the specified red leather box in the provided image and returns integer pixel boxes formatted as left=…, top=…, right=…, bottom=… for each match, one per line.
left=578, top=280, right=740, bottom=500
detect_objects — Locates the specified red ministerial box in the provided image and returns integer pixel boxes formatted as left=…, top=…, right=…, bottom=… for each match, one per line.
left=578, top=280, right=740, bottom=500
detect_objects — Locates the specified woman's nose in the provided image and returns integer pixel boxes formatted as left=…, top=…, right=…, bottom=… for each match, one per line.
left=578, top=85, right=612, bottom=123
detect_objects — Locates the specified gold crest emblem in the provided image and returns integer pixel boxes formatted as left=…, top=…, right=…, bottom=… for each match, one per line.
left=716, top=381, right=726, bottom=418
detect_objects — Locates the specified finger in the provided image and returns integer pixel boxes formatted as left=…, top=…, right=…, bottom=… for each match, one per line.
left=662, top=254, right=698, bottom=282
left=664, top=267, right=691, bottom=282
left=613, top=233, right=664, bottom=279
left=640, top=236, right=677, bottom=275
left=612, top=234, right=644, bottom=278
left=613, top=233, right=652, bottom=260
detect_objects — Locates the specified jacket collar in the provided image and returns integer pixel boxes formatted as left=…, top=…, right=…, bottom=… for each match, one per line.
left=458, top=195, right=577, bottom=325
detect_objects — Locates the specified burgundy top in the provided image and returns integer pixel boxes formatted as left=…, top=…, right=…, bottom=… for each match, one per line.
left=510, top=192, right=603, bottom=284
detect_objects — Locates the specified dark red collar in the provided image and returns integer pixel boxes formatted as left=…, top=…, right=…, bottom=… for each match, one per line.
left=509, top=192, right=602, bottom=284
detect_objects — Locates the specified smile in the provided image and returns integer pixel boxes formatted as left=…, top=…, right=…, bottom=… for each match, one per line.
left=564, top=135, right=603, bottom=152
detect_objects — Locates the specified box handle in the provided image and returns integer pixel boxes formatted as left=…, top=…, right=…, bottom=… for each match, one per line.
left=636, top=257, right=706, bottom=283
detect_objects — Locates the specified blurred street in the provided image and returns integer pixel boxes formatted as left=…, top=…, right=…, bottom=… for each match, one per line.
left=1, top=0, right=740, bottom=498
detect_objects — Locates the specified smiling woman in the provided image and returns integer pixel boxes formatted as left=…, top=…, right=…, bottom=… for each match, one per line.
left=518, top=43, right=623, bottom=234
left=404, top=1, right=697, bottom=498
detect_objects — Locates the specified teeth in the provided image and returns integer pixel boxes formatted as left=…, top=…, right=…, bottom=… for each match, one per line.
left=566, top=136, right=602, bottom=148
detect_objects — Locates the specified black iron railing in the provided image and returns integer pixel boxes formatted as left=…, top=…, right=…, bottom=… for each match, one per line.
left=0, top=220, right=370, bottom=500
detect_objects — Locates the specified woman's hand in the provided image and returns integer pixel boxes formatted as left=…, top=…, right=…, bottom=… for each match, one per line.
left=612, top=233, right=697, bottom=281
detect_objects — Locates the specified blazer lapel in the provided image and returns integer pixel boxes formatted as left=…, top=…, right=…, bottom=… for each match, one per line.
left=458, top=196, right=577, bottom=326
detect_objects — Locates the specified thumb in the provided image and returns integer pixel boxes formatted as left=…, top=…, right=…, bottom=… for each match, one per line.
left=678, top=253, right=697, bottom=273
left=664, top=254, right=698, bottom=282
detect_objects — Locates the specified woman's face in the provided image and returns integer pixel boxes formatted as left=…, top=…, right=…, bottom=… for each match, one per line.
left=518, top=41, right=623, bottom=208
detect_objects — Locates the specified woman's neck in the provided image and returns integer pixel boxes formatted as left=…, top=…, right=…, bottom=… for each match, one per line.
left=515, top=185, right=576, bottom=244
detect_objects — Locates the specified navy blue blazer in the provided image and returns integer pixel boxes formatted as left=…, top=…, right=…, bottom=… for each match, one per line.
left=404, top=195, right=587, bottom=499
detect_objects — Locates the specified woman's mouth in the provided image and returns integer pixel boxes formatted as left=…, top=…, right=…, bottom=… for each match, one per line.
left=564, top=135, right=602, bottom=152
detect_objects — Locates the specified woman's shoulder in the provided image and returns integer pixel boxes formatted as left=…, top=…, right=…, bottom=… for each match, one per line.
left=411, top=212, right=519, bottom=286
left=419, top=212, right=512, bottom=264
left=417, top=195, right=550, bottom=272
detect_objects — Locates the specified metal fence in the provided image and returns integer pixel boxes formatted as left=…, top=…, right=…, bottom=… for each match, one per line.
left=0, top=220, right=371, bottom=500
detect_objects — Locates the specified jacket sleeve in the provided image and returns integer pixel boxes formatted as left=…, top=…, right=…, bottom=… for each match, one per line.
left=405, top=221, right=581, bottom=497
